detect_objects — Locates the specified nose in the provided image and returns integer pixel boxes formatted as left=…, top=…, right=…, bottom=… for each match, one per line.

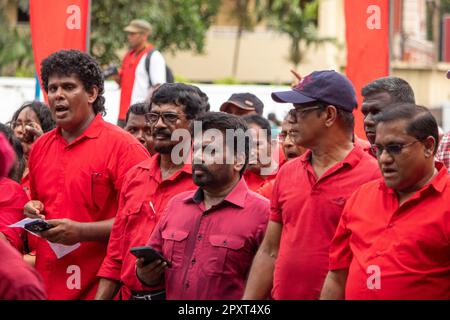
left=283, top=135, right=294, bottom=148
left=364, top=113, right=376, bottom=129
left=153, top=115, right=167, bottom=129
left=378, top=148, right=394, bottom=165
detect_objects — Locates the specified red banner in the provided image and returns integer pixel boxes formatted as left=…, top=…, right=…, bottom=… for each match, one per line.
left=345, top=0, right=390, bottom=140
left=30, top=0, right=90, bottom=92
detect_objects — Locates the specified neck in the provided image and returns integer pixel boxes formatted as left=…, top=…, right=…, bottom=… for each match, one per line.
left=310, top=133, right=354, bottom=168
left=159, top=152, right=184, bottom=180
left=203, top=175, right=240, bottom=210
left=397, top=166, right=438, bottom=204
left=134, top=42, right=148, bottom=53
left=61, top=112, right=96, bottom=143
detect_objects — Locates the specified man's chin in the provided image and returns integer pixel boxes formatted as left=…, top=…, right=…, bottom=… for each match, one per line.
left=154, top=144, right=174, bottom=155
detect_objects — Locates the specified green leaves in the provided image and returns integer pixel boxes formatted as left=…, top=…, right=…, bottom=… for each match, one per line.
left=90, top=0, right=221, bottom=66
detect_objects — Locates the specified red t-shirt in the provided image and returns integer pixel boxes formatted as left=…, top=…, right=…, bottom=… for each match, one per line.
left=147, top=178, right=269, bottom=300
left=0, top=239, right=46, bottom=300
left=270, top=146, right=380, bottom=299
left=330, top=163, right=450, bottom=300
left=118, top=45, right=153, bottom=121
left=98, top=154, right=196, bottom=300
left=2, top=115, right=149, bottom=300
left=244, top=170, right=277, bottom=195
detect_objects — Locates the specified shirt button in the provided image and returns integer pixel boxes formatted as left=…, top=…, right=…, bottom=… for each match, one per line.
left=197, top=235, right=202, bottom=241
left=223, top=240, right=228, bottom=246
left=185, top=282, right=189, bottom=288
left=191, top=259, right=196, bottom=265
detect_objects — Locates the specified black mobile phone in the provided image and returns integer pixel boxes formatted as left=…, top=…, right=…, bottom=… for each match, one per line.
left=24, top=220, right=54, bottom=233
left=130, top=246, right=172, bottom=267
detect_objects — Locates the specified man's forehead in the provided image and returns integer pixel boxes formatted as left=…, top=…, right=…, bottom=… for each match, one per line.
left=362, top=91, right=393, bottom=104
left=127, top=113, right=146, bottom=123
left=151, top=103, right=184, bottom=113
left=48, top=73, right=80, bottom=84
left=375, top=120, right=410, bottom=142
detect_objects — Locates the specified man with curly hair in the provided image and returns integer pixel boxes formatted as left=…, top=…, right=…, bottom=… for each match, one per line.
left=0, top=50, right=149, bottom=300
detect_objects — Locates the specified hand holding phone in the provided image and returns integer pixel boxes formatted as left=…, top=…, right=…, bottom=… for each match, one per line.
left=130, top=246, right=172, bottom=267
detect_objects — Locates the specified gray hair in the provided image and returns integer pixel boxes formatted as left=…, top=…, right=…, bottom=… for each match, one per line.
left=361, top=76, right=415, bottom=104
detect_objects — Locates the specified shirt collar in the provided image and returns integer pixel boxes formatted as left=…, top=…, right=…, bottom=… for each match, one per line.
left=139, top=153, right=192, bottom=183
left=185, top=178, right=249, bottom=209
left=300, top=145, right=364, bottom=169
left=55, top=114, right=103, bottom=142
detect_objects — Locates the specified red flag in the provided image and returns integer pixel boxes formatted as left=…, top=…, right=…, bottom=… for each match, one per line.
left=30, top=0, right=90, bottom=93
left=345, top=0, right=390, bottom=140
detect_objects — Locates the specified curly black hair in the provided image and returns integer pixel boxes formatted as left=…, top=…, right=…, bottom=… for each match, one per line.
left=11, top=101, right=55, bottom=133
left=40, top=50, right=106, bottom=116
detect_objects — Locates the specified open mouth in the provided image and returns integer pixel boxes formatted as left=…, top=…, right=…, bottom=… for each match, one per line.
left=54, top=105, right=69, bottom=118
left=382, top=168, right=397, bottom=178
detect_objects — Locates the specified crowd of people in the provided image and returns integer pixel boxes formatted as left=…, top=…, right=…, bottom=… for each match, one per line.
left=0, top=46, right=449, bottom=300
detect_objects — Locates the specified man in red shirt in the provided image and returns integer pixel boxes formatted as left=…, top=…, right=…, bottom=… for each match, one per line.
left=136, top=112, right=269, bottom=299
left=242, top=114, right=278, bottom=195
left=1, top=50, right=149, bottom=300
left=95, top=83, right=208, bottom=300
left=113, top=19, right=167, bottom=126
left=321, top=103, right=450, bottom=300
left=243, top=70, right=380, bottom=300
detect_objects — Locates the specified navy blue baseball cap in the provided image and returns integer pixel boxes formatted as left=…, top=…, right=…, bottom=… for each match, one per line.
left=271, top=70, right=357, bottom=112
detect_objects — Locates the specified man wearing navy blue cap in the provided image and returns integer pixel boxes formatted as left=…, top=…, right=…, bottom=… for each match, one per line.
left=243, top=70, right=381, bottom=300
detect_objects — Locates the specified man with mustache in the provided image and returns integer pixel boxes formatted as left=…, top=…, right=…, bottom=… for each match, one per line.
left=361, top=77, right=415, bottom=147
left=0, top=50, right=149, bottom=300
left=136, top=112, right=270, bottom=299
left=321, top=103, right=450, bottom=299
left=96, top=83, right=207, bottom=300
left=243, top=70, right=380, bottom=300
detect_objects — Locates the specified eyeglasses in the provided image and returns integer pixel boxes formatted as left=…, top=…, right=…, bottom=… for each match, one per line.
left=370, top=140, right=421, bottom=157
left=278, top=130, right=297, bottom=141
left=288, top=105, right=322, bottom=122
left=145, top=112, right=181, bottom=125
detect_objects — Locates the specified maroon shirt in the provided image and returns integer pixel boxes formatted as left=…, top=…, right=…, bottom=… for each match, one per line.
left=147, top=178, right=270, bottom=300
left=0, top=239, right=46, bottom=300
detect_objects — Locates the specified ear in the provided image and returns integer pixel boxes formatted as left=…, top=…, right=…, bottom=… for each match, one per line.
left=87, top=85, right=99, bottom=104
left=423, top=136, right=436, bottom=158
left=324, top=105, right=338, bottom=128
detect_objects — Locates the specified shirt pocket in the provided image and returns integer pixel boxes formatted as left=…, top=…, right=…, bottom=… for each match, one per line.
left=91, top=172, right=112, bottom=210
left=161, top=229, right=189, bottom=269
left=204, top=235, right=246, bottom=276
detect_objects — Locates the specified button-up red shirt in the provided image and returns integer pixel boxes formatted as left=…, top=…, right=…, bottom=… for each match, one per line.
left=98, top=154, right=196, bottom=300
left=329, top=163, right=450, bottom=300
left=2, top=115, right=149, bottom=300
left=147, top=178, right=270, bottom=300
left=270, top=146, right=380, bottom=300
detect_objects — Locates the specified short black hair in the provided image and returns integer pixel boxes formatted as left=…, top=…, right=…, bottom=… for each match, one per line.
left=151, top=83, right=208, bottom=119
left=11, top=101, right=55, bottom=133
left=373, top=103, right=439, bottom=154
left=125, top=102, right=151, bottom=123
left=0, top=123, right=24, bottom=182
left=41, top=50, right=106, bottom=116
left=242, top=114, right=272, bottom=141
left=192, top=112, right=250, bottom=176
left=362, top=76, right=415, bottom=104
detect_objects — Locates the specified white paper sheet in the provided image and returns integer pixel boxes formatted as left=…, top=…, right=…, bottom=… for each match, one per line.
left=8, top=218, right=81, bottom=259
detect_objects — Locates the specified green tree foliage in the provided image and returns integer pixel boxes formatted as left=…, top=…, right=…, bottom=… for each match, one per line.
left=256, top=0, right=334, bottom=68
left=91, top=0, right=221, bottom=66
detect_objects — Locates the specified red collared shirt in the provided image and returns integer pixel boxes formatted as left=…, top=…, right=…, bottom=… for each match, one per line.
left=0, top=239, right=46, bottom=300
left=0, top=178, right=28, bottom=249
left=244, top=169, right=277, bottom=195
left=329, top=163, right=450, bottom=300
left=2, top=115, right=149, bottom=300
left=270, top=146, right=380, bottom=300
left=147, top=178, right=270, bottom=300
left=98, top=154, right=196, bottom=300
